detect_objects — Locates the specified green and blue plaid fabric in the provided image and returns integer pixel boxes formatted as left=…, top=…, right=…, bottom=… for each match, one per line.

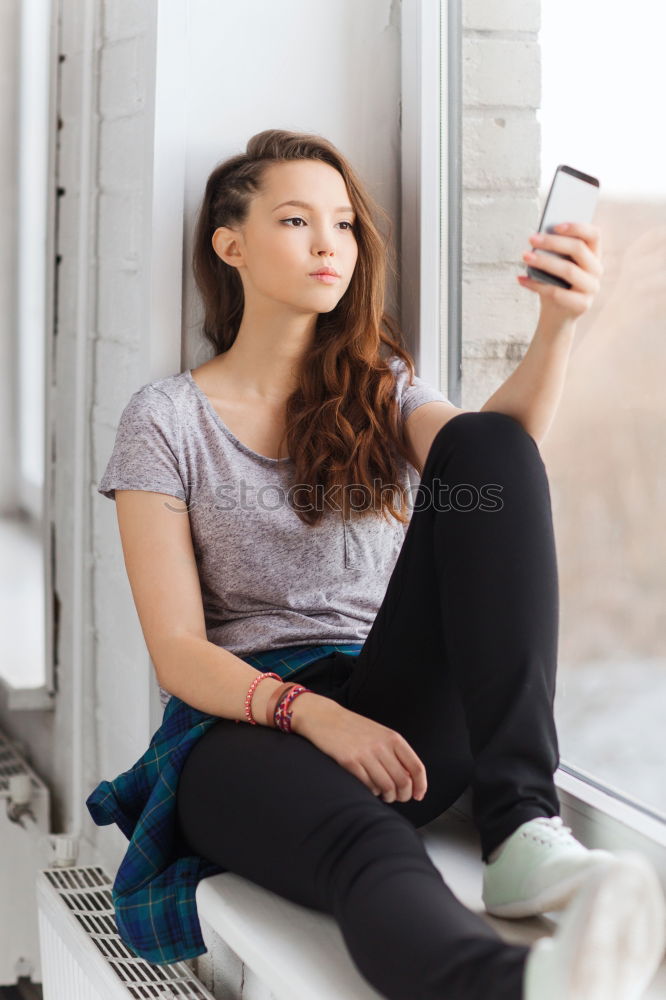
left=86, top=643, right=362, bottom=965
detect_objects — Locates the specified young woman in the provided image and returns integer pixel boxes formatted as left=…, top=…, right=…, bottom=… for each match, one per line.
left=87, top=129, right=665, bottom=999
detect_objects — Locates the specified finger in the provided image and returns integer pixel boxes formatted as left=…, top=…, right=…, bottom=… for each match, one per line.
left=517, top=275, right=543, bottom=290
left=363, top=756, right=403, bottom=803
left=523, top=251, right=600, bottom=294
left=374, top=746, right=414, bottom=803
left=518, top=275, right=568, bottom=296
left=551, top=221, right=602, bottom=254
left=529, top=233, right=603, bottom=277
left=393, top=742, right=428, bottom=800
left=354, top=762, right=382, bottom=798
left=517, top=274, right=594, bottom=313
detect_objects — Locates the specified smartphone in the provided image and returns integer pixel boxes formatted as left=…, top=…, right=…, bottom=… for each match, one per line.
left=527, top=165, right=600, bottom=289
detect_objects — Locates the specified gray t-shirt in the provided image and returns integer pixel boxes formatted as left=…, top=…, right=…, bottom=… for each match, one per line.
left=98, top=355, right=450, bottom=657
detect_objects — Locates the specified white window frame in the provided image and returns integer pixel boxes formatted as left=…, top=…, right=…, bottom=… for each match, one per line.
left=0, top=0, right=59, bottom=710
left=400, top=0, right=666, bottom=884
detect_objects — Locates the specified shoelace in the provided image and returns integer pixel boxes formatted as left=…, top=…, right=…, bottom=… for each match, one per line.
left=522, top=815, right=579, bottom=847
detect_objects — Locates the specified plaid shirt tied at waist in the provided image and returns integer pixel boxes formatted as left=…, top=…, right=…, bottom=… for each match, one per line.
left=86, top=643, right=362, bottom=965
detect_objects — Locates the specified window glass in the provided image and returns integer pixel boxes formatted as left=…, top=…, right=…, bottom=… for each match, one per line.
left=537, top=1, right=666, bottom=817
left=0, top=0, right=51, bottom=693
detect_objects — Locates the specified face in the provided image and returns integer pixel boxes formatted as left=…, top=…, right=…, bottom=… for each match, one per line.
left=212, top=159, right=359, bottom=312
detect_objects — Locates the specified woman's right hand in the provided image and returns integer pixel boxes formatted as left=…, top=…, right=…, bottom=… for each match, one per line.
left=290, top=693, right=428, bottom=803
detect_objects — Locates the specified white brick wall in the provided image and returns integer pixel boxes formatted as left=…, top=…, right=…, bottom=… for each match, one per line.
left=461, top=1, right=542, bottom=409
left=89, top=0, right=158, bottom=867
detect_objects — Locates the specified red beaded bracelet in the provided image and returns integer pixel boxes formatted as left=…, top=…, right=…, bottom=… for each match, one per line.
left=236, top=672, right=282, bottom=725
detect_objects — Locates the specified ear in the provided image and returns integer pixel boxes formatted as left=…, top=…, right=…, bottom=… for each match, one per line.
left=212, top=226, right=242, bottom=266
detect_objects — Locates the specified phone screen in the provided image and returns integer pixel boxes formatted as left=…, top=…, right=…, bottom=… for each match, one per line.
left=527, top=165, right=600, bottom=289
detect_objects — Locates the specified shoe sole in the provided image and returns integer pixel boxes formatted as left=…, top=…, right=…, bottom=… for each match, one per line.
left=532, top=851, right=666, bottom=1000
left=485, top=855, right=612, bottom=918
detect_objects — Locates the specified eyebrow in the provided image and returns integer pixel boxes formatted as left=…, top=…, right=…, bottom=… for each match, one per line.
left=272, top=200, right=355, bottom=214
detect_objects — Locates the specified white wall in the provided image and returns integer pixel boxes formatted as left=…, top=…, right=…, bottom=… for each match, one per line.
left=181, top=0, right=402, bottom=368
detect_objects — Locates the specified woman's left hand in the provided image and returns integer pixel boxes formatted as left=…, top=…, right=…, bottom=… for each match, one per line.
left=518, top=222, right=604, bottom=327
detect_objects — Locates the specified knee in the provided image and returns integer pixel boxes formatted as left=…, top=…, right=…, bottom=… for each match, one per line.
left=429, top=410, right=539, bottom=465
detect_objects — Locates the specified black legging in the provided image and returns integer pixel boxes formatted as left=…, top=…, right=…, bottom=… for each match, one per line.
left=176, top=411, right=561, bottom=1000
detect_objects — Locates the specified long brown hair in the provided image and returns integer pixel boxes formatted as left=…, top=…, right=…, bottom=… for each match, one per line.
left=192, top=128, right=422, bottom=528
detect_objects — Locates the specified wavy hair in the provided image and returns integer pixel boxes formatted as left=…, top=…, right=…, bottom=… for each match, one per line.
left=192, top=128, right=423, bottom=528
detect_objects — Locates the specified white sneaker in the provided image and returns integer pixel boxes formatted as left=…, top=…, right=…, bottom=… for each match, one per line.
left=522, top=850, right=666, bottom=1000
left=483, top=815, right=615, bottom=917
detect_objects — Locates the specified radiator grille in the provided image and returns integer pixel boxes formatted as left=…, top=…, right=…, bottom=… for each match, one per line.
left=39, top=867, right=214, bottom=999
left=0, top=727, right=50, bottom=984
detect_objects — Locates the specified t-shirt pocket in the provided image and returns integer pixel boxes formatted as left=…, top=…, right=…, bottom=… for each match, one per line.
left=343, top=511, right=405, bottom=572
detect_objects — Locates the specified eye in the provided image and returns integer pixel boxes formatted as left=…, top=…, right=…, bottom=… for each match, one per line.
left=281, top=217, right=355, bottom=231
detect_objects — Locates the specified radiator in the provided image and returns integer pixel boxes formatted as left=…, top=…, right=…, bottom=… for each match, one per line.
left=36, top=865, right=216, bottom=999
left=0, top=728, right=50, bottom=985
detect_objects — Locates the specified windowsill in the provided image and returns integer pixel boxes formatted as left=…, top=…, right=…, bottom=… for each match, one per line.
left=0, top=676, right=54, bottom=711
left=195, top=800, right=666, bottom=998
left=454, top=765, right=666, bottom=888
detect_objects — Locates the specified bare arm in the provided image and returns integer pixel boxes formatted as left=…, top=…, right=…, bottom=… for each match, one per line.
left=114, top=488, right=334, bottom=730
left=479, top=319, right=577, bottom=449
left=156, top=632, right=337, bottom=732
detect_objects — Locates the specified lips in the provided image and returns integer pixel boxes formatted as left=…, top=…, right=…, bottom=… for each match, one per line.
left=310, top=272, right=339, bottom=284
left=310, top=268, right=340, bottom=277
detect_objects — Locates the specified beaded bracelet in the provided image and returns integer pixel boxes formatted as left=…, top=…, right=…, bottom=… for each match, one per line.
left=236, top=672, right=282, bottom=725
